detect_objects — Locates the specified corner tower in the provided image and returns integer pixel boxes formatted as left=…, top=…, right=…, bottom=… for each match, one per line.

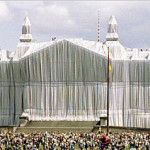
left=20, top=17, right=32, bottom=42
left=105, top=15, right=127, bottom=60
left=106, top=15, right=119, bottom=41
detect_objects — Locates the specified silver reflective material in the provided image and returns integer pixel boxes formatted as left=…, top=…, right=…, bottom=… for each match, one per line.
left=106, top=15, right=119, bottom=41
left=0, top=40, right=149, bottom=128
left=20, top=17, right=32, bottom=42
left=0, top=16, right=149, bottom=128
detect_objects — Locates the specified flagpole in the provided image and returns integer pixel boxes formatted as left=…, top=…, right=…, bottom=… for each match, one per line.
left=107, top=47, right=110, bottom=133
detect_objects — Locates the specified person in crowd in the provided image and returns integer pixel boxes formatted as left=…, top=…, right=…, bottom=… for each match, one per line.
left=0, top=131, right=149, bottom=149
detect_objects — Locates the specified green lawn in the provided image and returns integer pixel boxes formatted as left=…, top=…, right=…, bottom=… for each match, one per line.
left=4, top=145, right=146, bottom=150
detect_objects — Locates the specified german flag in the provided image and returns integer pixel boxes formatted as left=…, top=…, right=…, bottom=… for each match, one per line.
left=109, top=59, right=111, bottom=84
left=108, top=47, right=111, bottom=85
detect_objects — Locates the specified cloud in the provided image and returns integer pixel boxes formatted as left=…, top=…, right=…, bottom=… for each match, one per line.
left=25, top=3, right=76, bottom=39
left=1, top=1, right=150, bottom=51
left=33, top=4, right=70, bottom=25
left=7, top=1, right=44, bottom=10
left=0, top=1, right=13, bottom=22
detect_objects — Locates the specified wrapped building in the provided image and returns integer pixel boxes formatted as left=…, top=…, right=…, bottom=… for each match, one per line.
left=0, top=16, right=149, bottom=128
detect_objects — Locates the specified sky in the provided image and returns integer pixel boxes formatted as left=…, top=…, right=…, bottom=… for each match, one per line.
left=0, top=1, right=150, bottom=52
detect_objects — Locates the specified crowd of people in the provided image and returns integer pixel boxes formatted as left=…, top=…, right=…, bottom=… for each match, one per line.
left=0, top=131, right=149, bottom=150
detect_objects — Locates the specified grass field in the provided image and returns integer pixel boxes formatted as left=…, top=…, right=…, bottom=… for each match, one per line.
left=3, top=145, right=147, bottom=150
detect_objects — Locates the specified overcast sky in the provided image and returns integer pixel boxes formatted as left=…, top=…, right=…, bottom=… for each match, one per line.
left=0, top=1, right=150, bottom=51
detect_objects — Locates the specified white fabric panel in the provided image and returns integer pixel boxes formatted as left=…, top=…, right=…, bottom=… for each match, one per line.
left=0, top=40, right=149, bottom=128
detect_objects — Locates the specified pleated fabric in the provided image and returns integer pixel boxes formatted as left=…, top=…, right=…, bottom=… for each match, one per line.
left=0, top=40, right=149, bottom=128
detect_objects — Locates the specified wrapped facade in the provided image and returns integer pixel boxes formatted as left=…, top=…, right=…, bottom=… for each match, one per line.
left=0, top=16, right=149, bottom=128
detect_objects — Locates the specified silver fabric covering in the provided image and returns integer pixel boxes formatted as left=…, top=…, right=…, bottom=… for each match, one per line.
left=0, top=40, right=149, bottom=128
left=20, top=17, right=32, bottom=42
left=106, top=15, right=119, bottom=41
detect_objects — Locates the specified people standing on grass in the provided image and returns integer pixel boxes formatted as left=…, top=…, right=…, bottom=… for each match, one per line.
left=0, top=131, right=149, bottom=149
